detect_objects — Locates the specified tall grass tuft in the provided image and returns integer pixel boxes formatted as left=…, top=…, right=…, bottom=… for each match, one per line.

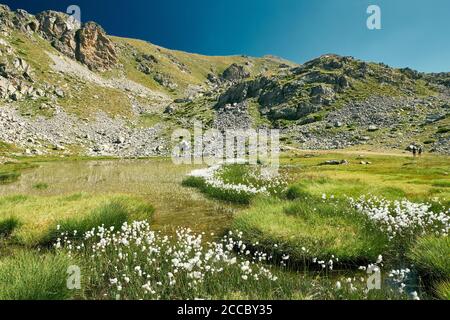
left=0, top=217, right=20, bottom=238
left=408, top=236, right=450, bottom=279
left=285, top=184, right=311, bottom=200
left=41, top=200, right=150, bottom=245
left=0, top=251, right=75, bottom=300
left=435, top=281, right=450, bottom=300
left=0, top=172, right=20, bottom=184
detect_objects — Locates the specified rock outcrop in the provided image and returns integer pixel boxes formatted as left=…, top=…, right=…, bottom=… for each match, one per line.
left=75, top=22, right=118, bottom=71
left=0, top=6, right=118, bottom=71
left=221, top=63, right=250, bottom=82
left=36, top=10, right=79, bottom=59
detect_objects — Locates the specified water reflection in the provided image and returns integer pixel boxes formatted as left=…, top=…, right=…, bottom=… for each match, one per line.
left=0, top=159, right=238, bottom=236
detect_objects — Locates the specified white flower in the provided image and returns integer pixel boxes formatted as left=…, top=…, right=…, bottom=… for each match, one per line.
left=335, top=281, right=342, bottom=290
left=411, top=291, right=420, bottom=300
left=376, top=255, right=383, bottom=264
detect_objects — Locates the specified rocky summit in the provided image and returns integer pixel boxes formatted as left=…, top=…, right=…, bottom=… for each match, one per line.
left=0, top=4, right=449, bottom=157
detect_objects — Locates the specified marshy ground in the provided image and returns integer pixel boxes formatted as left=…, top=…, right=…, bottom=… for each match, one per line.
left=0, top=151, right=448, bottom=300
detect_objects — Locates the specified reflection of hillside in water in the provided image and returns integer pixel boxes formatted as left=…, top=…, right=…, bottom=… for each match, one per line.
left=0, top=159, right=238, bottom=236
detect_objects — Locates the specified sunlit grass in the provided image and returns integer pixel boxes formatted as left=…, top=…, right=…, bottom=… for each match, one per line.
left=232, top=196, right=389, bottom=264
left=0, top=193, right=154, bottom=246
left=280, top=152, right=450, bottom=203
left=408, top=235, right=450, bottom=279
left=0, top=216, right=20, bottom=238
left=0, top=251, right=75, bottom=300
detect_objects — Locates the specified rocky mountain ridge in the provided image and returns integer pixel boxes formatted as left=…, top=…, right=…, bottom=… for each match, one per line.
left=0, top=5, right=449, bottom=157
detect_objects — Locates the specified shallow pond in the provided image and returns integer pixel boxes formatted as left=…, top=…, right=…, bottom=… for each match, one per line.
left=0, top=159, right=239, bottom=236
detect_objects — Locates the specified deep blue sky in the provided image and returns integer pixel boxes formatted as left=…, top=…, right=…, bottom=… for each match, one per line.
left=3, top=0, right=449, bottom=72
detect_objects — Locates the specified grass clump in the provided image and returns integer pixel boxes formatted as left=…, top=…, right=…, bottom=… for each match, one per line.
left=435, top=281, right=450, bottom=300
left=56, top=220, right=406, bottom=300
left=0, top=193, right=154, bottom=246
left=408, top=236, right=450, bottom=279
left=0, top=171, right=20, bottom=184
left=0, top=217, right=20, bottom=238
left=32, top=182, right=49, bottom=190
left=285, top=184, right=311, bottom=200
left=182, top=164, right=287, bottom=205
left=182, top=176, right=253, bottom=204
left=232, top=196, right=389, bottom=265
left=41, top=201, right=135, bottom=245
left=0, top=251, right=75, bottom=300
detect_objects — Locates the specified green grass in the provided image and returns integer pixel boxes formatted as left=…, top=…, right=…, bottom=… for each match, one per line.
left=232, top=196, right=389, bottom=265
left=435, top=281, right=450, bottom=300
left=0, top=217, right=20, bottom=238
left=0, top=251, right=75, bottom=300
left=182, top=164, right=286, bottom=205
left=408, top=236, right=450, bottom=279
left=285, top=184, right=313, bottom=200
left=437, top=127, right=450, bottom=134
left=40, top=201, right=144, bottom=245
left=0, top=193, right=154, bottom=246
left=32, top=182, right=49, bottom=190
left=0, top=161, right=36, bottom=185
left=280, top=152, right=450, bottom=203
left=182, top=176, right=252, bottom=204
left=0, top=171, right=20, bottom=184
left=408, top=235, right=450, bottom=300
left=56, top=221, right=406, bottom=300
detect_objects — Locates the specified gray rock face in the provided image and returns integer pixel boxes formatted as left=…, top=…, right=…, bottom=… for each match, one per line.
left=221, top=64, right=250, bottom=82
left=36, top=10, right=79, bottom=59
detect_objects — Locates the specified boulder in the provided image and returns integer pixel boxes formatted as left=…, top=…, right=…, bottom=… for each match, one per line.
left=221, top=63, right=250, bottom=82
left=321, top=159, right=348, bottom=165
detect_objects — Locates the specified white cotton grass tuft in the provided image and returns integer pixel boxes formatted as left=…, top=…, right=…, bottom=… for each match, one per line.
left=350, top=195, right=449, bottom=240
left=55, top=221, right=279, bottom=299
left=188, top=162, right=287, bottom=196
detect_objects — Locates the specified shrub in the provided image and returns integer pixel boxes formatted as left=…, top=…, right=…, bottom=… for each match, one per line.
left=0, top=217, right=20, bottom=238
left=0, top=251, right=75, bottom=300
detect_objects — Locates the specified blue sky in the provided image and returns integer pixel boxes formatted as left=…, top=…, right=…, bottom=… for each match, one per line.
left=3, top=0, right=449, bottom=72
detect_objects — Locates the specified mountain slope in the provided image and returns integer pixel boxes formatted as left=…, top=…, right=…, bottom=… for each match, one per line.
left=0, top=5, right=448, bottom=157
